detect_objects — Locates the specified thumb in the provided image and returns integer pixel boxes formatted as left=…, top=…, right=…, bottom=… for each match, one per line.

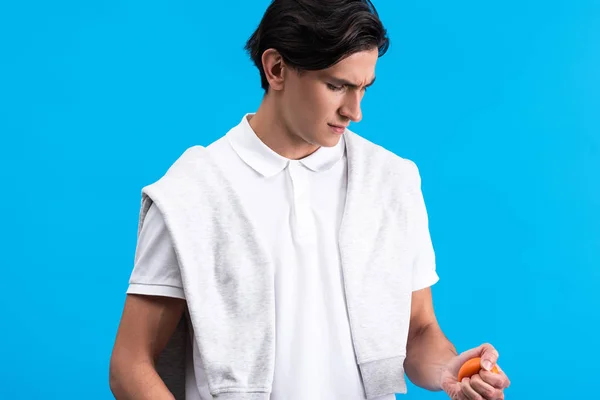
left=456, top=343, right=499, bottom=370
left=479, top=343, right=499, bottom=371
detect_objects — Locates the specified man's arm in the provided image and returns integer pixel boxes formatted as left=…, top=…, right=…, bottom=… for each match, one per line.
left=404, top=287, right=457, bottom=391
left=109, top=293, right=185, bottom=400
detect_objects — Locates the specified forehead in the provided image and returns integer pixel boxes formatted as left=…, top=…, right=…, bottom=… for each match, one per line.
left=319, top=48, right=379, bottom=81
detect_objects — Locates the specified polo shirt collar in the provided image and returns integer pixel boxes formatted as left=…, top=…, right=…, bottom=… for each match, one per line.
left=227, top=113, right=346, bottom=178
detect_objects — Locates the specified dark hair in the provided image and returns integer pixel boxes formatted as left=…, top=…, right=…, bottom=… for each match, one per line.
left=245, top=0, right=390, bottom=93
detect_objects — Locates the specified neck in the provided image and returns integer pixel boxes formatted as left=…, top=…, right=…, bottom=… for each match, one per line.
left=248, top=93, right=320, bottom=160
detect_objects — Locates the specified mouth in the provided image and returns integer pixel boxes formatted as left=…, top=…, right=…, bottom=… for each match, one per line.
left=328, top=123, right=347, bottom=134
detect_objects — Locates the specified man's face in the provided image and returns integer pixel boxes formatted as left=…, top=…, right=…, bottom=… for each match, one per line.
left=278, top=48, right=379, bottom=149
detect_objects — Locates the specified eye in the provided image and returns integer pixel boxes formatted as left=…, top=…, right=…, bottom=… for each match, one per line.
left=327, top=83, right=344, bottom=91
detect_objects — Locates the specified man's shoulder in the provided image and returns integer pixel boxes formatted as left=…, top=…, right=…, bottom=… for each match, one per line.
left=166, top=131, right=231, bottom=170
left=167, top=145, right=209, bottom=172
left=345, top=128, right=419, bottom=177
left=146, top=143, right=224, bottom=192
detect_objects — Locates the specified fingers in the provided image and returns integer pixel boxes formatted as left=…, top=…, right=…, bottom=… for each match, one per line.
left=457, top=342, right=499, bottom=372
left=461, top=375, right=505, bottom=400
left=461, top=377, right=482, bottom=400
left=470, top=373, right=504, bottom=399
left=456, top=392, right=470, bottom=400
left=450, top=388, right=470, bottom=400
left=479, top=343, right=499, bottom=371
left=457, top=345, right=486, bottom=365
left=480, top=367, right=511, bottom=389
left=496, top=364, right=511, bottom=388
left=460, top=391, right=472, bottom=400
left=452, top=343, right=509, bottom=400
left=448, top=382, right=470, bottom=400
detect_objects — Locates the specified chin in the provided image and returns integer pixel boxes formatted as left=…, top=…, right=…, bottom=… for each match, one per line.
left=319, top=135, right=342, bottom=148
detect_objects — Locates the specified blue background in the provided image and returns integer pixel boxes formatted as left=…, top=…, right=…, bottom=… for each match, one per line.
left=1, top=0, right=598, bottom=399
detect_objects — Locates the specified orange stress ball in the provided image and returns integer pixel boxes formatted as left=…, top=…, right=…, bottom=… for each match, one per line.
left=457, top=357, right=499, bottom=382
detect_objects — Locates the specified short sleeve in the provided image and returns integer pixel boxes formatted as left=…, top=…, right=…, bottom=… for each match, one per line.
left=409, top=162, right=440, bottom=291
left=127, top=202, right=185, bottom=299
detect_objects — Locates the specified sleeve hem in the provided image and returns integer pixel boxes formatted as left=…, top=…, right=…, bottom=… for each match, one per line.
left=127, top=283, right=185, bottom=300
left=412, top=270, right=440, bottom=292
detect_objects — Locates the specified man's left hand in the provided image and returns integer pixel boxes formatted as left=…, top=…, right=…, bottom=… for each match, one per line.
left=440, top=343, right=511, bottom=400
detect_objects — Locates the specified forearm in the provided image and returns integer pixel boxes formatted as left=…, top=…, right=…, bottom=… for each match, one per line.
left=404, top=323, right=457, bottom=391
left=110, top=359, right=175, bottom=400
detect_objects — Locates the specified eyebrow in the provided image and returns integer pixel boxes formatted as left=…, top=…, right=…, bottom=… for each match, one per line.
left=329, top=76, right=377, bottom=89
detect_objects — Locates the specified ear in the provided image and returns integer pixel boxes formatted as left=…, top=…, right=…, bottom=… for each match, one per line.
left=261, top=48, right=286, bottom=91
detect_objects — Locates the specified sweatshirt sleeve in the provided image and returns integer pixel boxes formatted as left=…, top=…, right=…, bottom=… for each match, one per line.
left=127, top=202, right=185, bottom=300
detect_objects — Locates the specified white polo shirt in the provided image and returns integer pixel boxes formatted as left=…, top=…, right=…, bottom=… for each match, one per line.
left=128, top=114, right=427, bottom=399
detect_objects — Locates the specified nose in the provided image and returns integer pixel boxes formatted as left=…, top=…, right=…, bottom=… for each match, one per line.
left=339, top=91, right=363, bottom=123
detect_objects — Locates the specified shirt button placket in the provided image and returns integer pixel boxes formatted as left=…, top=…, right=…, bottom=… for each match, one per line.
left=288, top=161, right=313, bottom=243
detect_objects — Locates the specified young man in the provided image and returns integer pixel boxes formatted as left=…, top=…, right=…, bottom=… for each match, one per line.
left=110, top=1, right=511, bottom=399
